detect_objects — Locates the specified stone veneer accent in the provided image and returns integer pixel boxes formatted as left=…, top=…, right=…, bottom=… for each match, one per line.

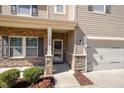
left=73, top=55, right=86, bottom=72
left=45, top=55, right=53, bottom=76
left=0, top=36, right=2, bottom=58
left=0, top=58, right=45, bottom=67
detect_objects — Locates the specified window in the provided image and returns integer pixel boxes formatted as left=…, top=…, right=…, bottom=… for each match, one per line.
left=26, top=38, right=38, bottom=57
left=32, top=5, right=38, bottom=16
left=9, top=37, right=38, bottom=58
left=18, top=5, right=31, bottom=15
left=11, top=5, right=17, bottom=14
left=88, top=5, right=111, bottom=14
left=55, top=5, right=66, bottom=14
left=10, top=37, right=23, bottom=57
left=11, top=5, right=38, bottom=16
left=93, top=5, right=106, bottom=13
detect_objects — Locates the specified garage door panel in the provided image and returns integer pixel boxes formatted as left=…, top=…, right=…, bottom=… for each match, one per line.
left=87, top=40, right=124, bottom=71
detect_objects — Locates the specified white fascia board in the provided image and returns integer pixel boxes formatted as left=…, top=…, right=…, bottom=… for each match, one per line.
left=87, top=36, right=124, bottom=41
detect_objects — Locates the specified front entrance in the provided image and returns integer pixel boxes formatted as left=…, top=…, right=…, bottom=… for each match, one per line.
left=53, top=39, right=63, bottom=63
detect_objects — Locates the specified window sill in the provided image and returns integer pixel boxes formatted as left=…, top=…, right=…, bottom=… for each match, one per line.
left=54, top=12, right=66, bottom=15
left=11, top=14, right=39, bottom=18
left=92, top=11, right=106, bottom=15
left=9, top=56, right=40, bottom=59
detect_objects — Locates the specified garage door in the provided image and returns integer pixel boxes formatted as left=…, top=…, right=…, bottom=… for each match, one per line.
left=87, top=40, right=124, bottom=72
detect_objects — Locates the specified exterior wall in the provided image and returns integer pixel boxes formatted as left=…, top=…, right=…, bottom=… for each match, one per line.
left=48, top=5, right=71, bottom=21
left=0, top=27, right=47, bottom=67
left=66, top=31, right=74, bottom=67
left=2, top=5, right=11, bottom=15
left=0, top=58, right=44, bottom=67
left=76, top=5, right=124, bottom=38
left=1, top=5, right=74, bottom=21
left=88, top=39, right=124, bottom=47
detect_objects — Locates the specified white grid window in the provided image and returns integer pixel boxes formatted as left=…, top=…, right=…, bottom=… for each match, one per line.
left=55, top=5, right=66, bottom=14
left=18, top=5, right=31, bottom=16
left=93, top=5, right=106, bottom=13
left=9, top=37, right=38, bottom=58
left=10, top=37, right=23, bottom=57
left=26, top=38, right=38, bottom=57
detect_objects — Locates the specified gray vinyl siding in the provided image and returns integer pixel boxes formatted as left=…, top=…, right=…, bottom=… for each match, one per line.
left=2, top=5, right=10, bottom=15
left=48, top=5, right=69, bottom=21
left=76, top=5, right=124, bottom=38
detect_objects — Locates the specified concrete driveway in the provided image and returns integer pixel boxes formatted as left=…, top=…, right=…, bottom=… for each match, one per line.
left=82, top=69, right=124, bottom=88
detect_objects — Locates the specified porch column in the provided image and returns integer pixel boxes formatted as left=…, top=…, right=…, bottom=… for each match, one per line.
left=45, top=27, right=53, bottom=76
left=47, top=27, right=52, bottom=55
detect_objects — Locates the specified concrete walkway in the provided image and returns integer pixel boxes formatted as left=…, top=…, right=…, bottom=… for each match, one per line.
left=82, top=69, right=124, bottom=88
left=53, top=63, right=80, bottom=88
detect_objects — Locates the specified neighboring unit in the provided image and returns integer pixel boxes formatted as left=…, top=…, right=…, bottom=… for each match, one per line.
left=76, top=5, right=124, bottom=71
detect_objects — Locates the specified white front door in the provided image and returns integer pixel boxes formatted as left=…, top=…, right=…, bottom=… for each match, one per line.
left=53, top=39, right=63, bottom=63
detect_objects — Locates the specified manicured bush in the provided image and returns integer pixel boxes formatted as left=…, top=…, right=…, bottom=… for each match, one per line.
left=0, top=69, right=20, bottom=88
left=23, top=67, right=44, bottom=83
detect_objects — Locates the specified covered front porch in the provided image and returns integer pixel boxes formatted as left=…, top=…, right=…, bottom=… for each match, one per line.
left=0, top=15, right=76, bottom=75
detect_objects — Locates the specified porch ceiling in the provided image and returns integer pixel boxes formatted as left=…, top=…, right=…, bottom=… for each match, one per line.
left=0, top=15, right=76, bottom=30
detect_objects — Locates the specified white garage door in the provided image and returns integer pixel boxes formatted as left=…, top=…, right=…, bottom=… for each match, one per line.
left=87, top=40, right=124, bottom=72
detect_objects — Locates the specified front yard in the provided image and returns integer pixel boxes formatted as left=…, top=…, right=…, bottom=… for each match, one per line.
left=0, top=67, right=55, bottom=88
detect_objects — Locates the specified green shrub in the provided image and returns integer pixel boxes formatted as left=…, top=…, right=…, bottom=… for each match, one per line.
left=0, top=69, right=20, bottom=88
left=0, top=79, right=8, bottom=88
left=23, top=67, right=44, bottom=83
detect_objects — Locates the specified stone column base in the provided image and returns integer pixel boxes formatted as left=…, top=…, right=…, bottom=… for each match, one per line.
left=73, top=54, right=86, bottom=73
left=45, top=55, right=53, bottom=76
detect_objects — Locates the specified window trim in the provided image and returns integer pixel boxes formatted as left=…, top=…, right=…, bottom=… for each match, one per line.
left=9, top=36, right=38, bottom=59
left=92, top=5, right=106, bottom=14
left=54, top=5, right=66, bottom=15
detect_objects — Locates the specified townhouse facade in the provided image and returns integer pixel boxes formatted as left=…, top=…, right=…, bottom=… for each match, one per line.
left=0, top=5, right=124, bottom=75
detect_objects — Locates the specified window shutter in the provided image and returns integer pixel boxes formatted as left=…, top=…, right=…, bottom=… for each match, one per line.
left=88, top=5, right=93, bottom=11
left=11, top=5, right=17, bottom=14
left=0, top=5, right=2, bottom=14
left=106, top=5, right=111, bottom=14
left=2, top=36, right=9, bottom=58
left=32, top=5, right=38, bottom=16
left=38, top=37, right=44, bottom=57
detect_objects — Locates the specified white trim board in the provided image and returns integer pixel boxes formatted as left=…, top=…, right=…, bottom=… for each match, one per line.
left=87, top=36, right=124, bottom=41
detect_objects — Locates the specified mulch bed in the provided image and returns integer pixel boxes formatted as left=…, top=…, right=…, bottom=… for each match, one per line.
left=73, top=71, right=93, bottom=86
left=12, top=76, right=55, bottom=88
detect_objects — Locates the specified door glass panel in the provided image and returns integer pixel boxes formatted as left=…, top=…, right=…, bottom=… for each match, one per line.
left=53, top=40, right=63, bottom=63
left=54, top=41, right=61, bottom=49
